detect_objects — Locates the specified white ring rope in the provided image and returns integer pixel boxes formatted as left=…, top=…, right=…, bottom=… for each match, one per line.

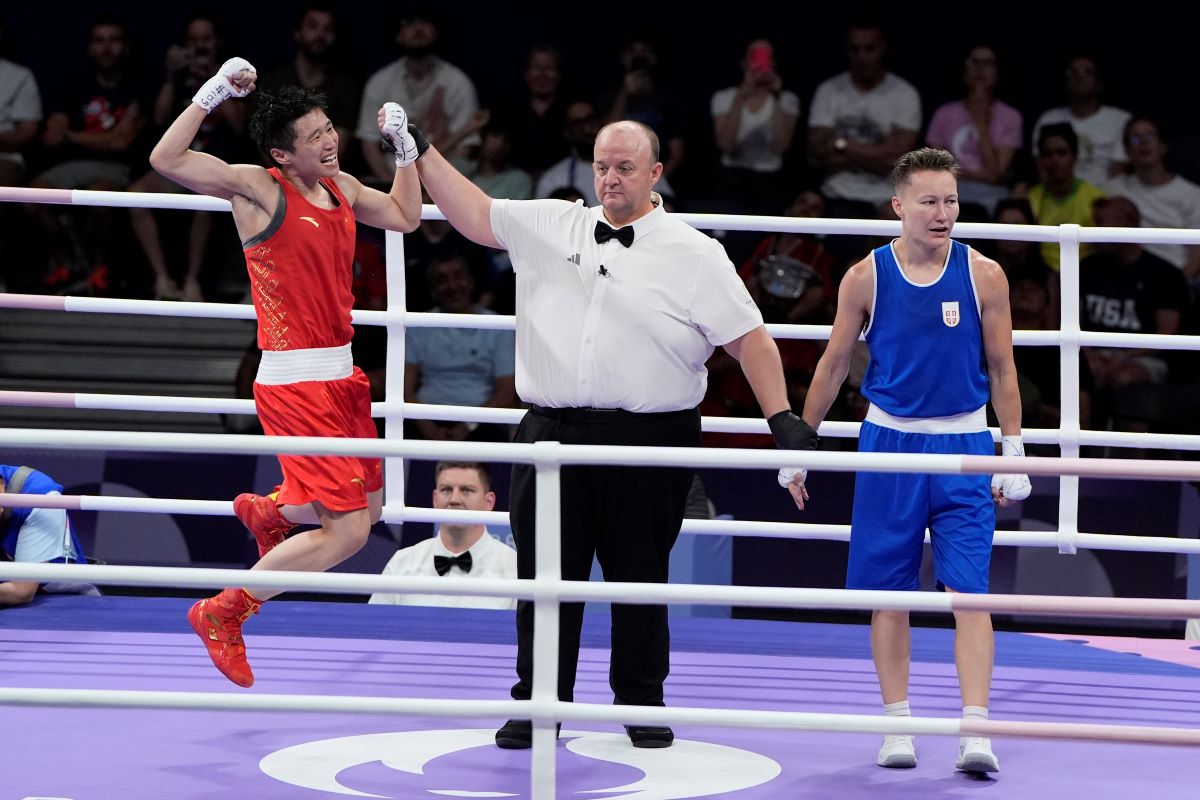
left=1, top=561, right=1198, bottom=619
left=0, top=689, right=1194, bottom=747
left=1, top=491, right=1197, bottom=554
left=9, top=186, right=1200, bottom=245
left=4, top=426, right=1200, bottom=481
left=3, top=390, right=1200, bottom=451
left=5, top=292, right=1200, bottom=351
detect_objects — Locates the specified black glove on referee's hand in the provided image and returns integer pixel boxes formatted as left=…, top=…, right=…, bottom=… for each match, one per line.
left=770, top=411, right=817, bottom=509
left=407, top=122, right=431, bottom=156
left=768, top=410, right=820, bottom=451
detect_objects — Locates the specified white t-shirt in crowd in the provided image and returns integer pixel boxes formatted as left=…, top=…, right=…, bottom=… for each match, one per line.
left=1033, top=105, right=1132, bottom=186
left=808, top=71, right=921, bottom=205
left=710, top=88, right=801, bottom=173
left=1104, top=173, right=1200, bottom=269
left=0, top=58, right=42, bottom=166
left=356, top=56, right=478, bottom=146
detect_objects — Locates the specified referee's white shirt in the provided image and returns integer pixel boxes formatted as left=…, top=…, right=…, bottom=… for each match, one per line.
left=491, top=196, right=764, bottom=412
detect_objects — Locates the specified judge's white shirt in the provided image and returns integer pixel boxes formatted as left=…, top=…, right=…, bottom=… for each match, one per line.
left=368, top=528, right=517, bottom=610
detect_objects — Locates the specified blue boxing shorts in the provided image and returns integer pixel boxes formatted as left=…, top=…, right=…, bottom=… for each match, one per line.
left=846, top=421, right=995, bottom=594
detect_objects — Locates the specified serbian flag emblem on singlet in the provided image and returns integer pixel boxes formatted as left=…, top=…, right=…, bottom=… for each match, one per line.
left=942, top=301, right=960, bottom=328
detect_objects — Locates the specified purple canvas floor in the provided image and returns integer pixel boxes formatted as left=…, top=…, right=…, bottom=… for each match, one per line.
left=1, top=598, right=1198, bottom=799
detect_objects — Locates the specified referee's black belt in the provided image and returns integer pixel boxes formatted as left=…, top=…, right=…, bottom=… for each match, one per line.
left=528, top=405, right=696, bottom=423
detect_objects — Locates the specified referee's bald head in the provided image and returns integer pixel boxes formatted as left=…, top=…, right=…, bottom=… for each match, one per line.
left=596, top=120, right=659, bottom=166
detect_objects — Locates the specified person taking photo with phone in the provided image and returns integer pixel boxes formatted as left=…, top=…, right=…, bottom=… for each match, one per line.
left=710, top=38, right=799, bottom=213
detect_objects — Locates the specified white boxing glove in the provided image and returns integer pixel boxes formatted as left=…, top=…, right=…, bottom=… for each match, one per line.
left=380, top=102, right=419, bottom=167
left=777, top=466, right=808, bottom=489
left=991, top=435, right=1032, bottom=503
left=193, top=57, right=257, bottom=114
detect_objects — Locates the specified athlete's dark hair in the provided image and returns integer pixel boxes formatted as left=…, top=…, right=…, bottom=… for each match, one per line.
left=249, top=86, right=329, bottom=167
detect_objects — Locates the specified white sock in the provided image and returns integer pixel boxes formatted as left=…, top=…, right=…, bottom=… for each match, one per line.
left=884, top=700, right=911, bottom=717
left=963, top=705, right=988, bottom=721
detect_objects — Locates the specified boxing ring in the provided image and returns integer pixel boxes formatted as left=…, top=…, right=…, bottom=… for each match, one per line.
left=2, top=188, right=1200, bottom=799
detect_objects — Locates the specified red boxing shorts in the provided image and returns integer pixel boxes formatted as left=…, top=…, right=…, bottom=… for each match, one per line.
left=254, top=366, right=382, bottom=512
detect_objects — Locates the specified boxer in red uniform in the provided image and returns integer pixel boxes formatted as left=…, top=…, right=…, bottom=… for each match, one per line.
left=150, top=57, right=421, bottom=686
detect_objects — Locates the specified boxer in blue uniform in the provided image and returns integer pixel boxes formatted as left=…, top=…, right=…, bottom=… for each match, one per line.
left=787, top=148, right=1031, bottom=774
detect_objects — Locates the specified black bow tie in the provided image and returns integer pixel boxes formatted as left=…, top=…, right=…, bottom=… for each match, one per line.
left=434, top=551, right=473, bottom=575
left=595, top=220, right=634, bottom=247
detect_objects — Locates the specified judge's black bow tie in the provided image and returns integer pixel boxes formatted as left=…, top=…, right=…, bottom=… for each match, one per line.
left=434, top=551, right=473, bottom=575
left=594, top=220, right=634, bottom=247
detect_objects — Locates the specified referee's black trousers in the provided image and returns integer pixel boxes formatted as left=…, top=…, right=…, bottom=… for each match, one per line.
left=509, top=405, right=699, bottom=707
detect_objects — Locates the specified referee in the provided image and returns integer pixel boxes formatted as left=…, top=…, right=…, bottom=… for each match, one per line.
left=402, top=116, right=815, bottom=749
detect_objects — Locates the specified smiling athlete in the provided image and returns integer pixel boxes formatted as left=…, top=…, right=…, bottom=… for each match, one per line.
left=150, top=57, right=421, bottom=687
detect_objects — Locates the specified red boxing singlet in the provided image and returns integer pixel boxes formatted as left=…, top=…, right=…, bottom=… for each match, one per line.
left=242, top=169, right=378, bottom=512
left=243, top=168, right=357, bottom=351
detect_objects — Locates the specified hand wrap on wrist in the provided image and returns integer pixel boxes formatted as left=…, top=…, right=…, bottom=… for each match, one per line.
left=193, top=57, right=256, bottom=113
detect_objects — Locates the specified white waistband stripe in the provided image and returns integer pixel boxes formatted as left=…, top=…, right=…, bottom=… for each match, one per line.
left=866, top=404, right=988, bottom=434
left=256, top=343, right=353, bottom=385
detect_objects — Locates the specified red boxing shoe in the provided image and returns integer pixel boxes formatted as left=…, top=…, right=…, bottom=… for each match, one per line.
left=234, top=492, right=294, bottom=558
left=188, top=588, right=261, bottom=687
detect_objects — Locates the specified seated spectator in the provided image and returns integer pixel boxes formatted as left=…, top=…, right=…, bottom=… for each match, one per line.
left=0, top=17, right=41, bottom=293
left=128, top=12, right=246, bottom=301
left=257, top=3, right=360, bottom=163
left=29, top=16, right=148, bottom=295
left=0, top=17, right=41, bottom=188
left=535, top=99, right=676, bottom=202
left=1032, top=53, right=1131, bottom=186
left=404, top=186, right=494, bottom=310
left=504, top=44, right=570, bottom=180
left=710, top=38, right=800, bottom=214
left=1, top=464, right=91, bottom=606
left=533, top=99, right=600, bottom=201
left=991, top=197, right=1058, bottom=326
left=740, top=189, right=837, bottom=332
left=925, top=44, right=1021, bottom=216
left=1080, top=196, right=1187, bottom=397
left=606, top=33, right=685, bottom=182
left=404, top=253, right=516, bottom=442
left=1104, top=116, right=1200, bottom=280
left=348, top=233, right=392, bottom=430
left=452, top=112, right=533, bottom=200
left=369, top=461, right=516, bottom=609
left=1027, top=122, right=1105, bottom=271
left=357, top=8, right=479, bottom=185
left=701, top=189, right=835, bottom=447
left=991, top=199, right=1051, bottom=276
left=807, top=20, right=920, bottom=217
left=1006, top=259, right=1095, bottom=431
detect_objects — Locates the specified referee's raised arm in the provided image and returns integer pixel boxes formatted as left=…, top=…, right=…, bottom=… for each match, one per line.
left=411, top=124, right=502, bottom=249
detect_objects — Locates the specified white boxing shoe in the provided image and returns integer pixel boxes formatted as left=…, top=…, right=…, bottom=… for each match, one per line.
left=956, top=736, right=999, bottom=773
left=876, top=734, right=917, bottom=768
